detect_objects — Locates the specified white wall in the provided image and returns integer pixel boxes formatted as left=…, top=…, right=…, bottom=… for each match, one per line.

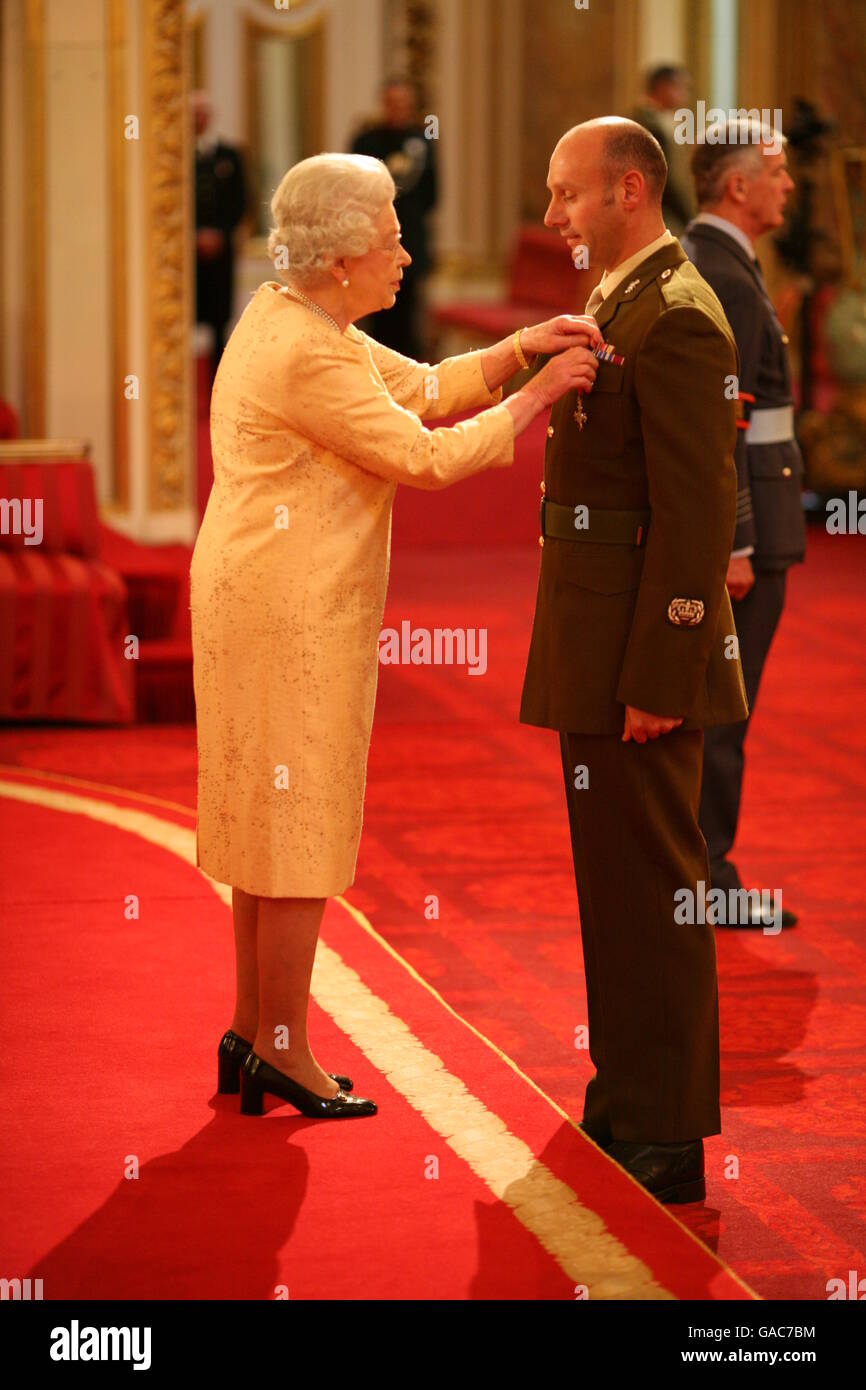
left=186, top=0, right=385, bottom=150
left=638, top=0, right=687, bottom=69
left=188, top=0, right=386, bottom=326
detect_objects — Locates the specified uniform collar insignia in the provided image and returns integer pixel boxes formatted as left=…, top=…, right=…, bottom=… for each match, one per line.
left=593, top=241, right=688, bottom=332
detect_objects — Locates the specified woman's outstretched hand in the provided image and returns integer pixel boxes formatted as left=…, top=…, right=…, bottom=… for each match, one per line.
left=524, top=345, right=598, bottom=408
left=521, top=314, right=603, bottom=358
left=502, top=316, right=601, bottom=433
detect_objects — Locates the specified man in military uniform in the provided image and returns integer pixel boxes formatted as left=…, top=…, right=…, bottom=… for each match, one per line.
left=520, top=118, right=748, bottom=1203
left=631, top=64, right=697, bottom=236
left=682, top=120, right=806, bottom=929
left=351, top=78, right=438, bottom=359
left=192, top=91, right=248, bottom=369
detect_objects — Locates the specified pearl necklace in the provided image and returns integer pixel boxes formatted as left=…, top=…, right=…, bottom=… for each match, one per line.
left=283, top=285, right=341, bottom=334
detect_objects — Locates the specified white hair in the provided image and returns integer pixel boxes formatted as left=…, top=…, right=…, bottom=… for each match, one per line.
left=267, top=153, right=396, bottom=287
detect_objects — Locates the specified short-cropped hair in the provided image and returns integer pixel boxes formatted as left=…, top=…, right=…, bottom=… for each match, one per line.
left=690, top=118, right=787, bottom=206
left=268, top=153, right=396, bottom=286
left=647, top=64, right=687, bottom=92
left=604, top=123, right=668, bottom=201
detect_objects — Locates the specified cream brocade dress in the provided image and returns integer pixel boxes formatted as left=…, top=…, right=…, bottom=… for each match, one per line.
left=190, top=282, right=515, bottom=897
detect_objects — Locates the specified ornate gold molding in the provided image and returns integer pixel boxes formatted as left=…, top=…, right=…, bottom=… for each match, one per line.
left=143, top=0, right=191, bottom=511
left=23, top=0, right=46, bottom=437
left=404, top=1, right=436, bottom=110
left=0, top=438, right=90, bottom=460
left=186, top=10, right=206, bottom=92
left=107, top=0, right=129, bottom=509
left=252, top=0, right=318, bottom=10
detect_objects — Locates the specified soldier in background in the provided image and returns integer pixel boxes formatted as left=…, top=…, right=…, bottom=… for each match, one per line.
left=632, top=65, right=697, bottom=236
left=351, top=78, right=438, bottom=359
left=682, top=118, right=806, bottom=929
left=192, top=91, right=248, bottom=371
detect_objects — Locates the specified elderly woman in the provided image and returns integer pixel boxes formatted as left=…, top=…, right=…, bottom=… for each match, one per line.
left=190, top=152, right=599, bottom=1120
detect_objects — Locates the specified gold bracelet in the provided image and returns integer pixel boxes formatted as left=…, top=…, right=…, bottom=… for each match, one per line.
left=513, top=327, right=531, bottom=371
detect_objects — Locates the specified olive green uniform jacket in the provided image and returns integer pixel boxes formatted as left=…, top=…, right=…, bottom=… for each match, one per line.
left=520, top=239, right=749, bottom=735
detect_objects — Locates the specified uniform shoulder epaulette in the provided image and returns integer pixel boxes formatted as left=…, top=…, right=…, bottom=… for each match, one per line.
left=656, top=265, right=676, bottom=299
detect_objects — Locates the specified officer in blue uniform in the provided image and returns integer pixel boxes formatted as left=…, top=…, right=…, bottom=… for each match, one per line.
left=682, top=118, right=806, bottom=929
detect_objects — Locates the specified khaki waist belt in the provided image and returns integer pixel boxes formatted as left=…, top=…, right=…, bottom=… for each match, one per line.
left=541, top=497, right=650, bottom=547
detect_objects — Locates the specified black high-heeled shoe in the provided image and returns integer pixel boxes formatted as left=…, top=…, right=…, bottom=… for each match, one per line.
left=217, top=1030, right=353, bottom=1096
left=239, top=1050, right=377, bottom=1119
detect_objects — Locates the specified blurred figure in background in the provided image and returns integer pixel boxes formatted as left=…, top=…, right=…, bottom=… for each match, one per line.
left=632, top=65, right=697, bottom=235
left=193, top=91, right=249, bottom=371
left=351, top=78, right=437, bottom=358
left=682, top=119, right=805, bottom=929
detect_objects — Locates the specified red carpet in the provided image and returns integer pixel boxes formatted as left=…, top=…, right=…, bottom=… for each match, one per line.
left=0, top=784, right=745, bottom=1300
left=1, top=524, right=864, bottom=1298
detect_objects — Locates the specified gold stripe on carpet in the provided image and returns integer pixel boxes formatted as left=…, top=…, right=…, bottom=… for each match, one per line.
left=1, top=776, right=686, bottom=1299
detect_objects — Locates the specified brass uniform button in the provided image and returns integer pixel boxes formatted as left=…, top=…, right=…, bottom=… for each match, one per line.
left=538, top=535, right=545, bottom=548
left=782, top=465, right=792, bottom=477
left=540, top=481, right=546, bottom=494
left=781, top=333, right=789, bottom=345
left=547, top=425, right=554, bottom=437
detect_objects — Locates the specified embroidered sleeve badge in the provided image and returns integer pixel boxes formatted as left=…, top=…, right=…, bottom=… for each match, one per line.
left=667, top=598, right=705, bottom=627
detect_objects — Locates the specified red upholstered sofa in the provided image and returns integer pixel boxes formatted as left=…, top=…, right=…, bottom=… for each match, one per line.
left=0, top=442, right=134, bottom=723
left=96, top=524, right=194, bottom=723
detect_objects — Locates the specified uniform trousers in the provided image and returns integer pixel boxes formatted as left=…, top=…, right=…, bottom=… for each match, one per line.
left=559, top=727, right=721, bottom=1142
left=699, top=569, right=788, bottom=894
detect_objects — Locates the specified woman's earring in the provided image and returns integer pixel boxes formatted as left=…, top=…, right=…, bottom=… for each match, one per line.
left=342, top=278, right=350, bottom=287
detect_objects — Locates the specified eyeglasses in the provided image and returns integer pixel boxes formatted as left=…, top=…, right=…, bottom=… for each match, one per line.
left=371, top=236, right=404, bottom=255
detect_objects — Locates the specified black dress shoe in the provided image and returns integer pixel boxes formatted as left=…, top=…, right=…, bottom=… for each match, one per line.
left=239, top=1050, right=377, bottom=1119
left=606, top=1139, right=705, bottom=1204
left=578, top=1121, right=612, bottom=1150
left=713, top=897, right=797, bottom=929
left=217, top=1030, right=353, bottom=1096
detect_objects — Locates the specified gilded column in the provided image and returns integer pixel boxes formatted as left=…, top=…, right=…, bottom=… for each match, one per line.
left=23, top=0, right=46, bottom=437
left=107, top=0, right=129, bottom=508
left=142, top=0, right=191, bottom=511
